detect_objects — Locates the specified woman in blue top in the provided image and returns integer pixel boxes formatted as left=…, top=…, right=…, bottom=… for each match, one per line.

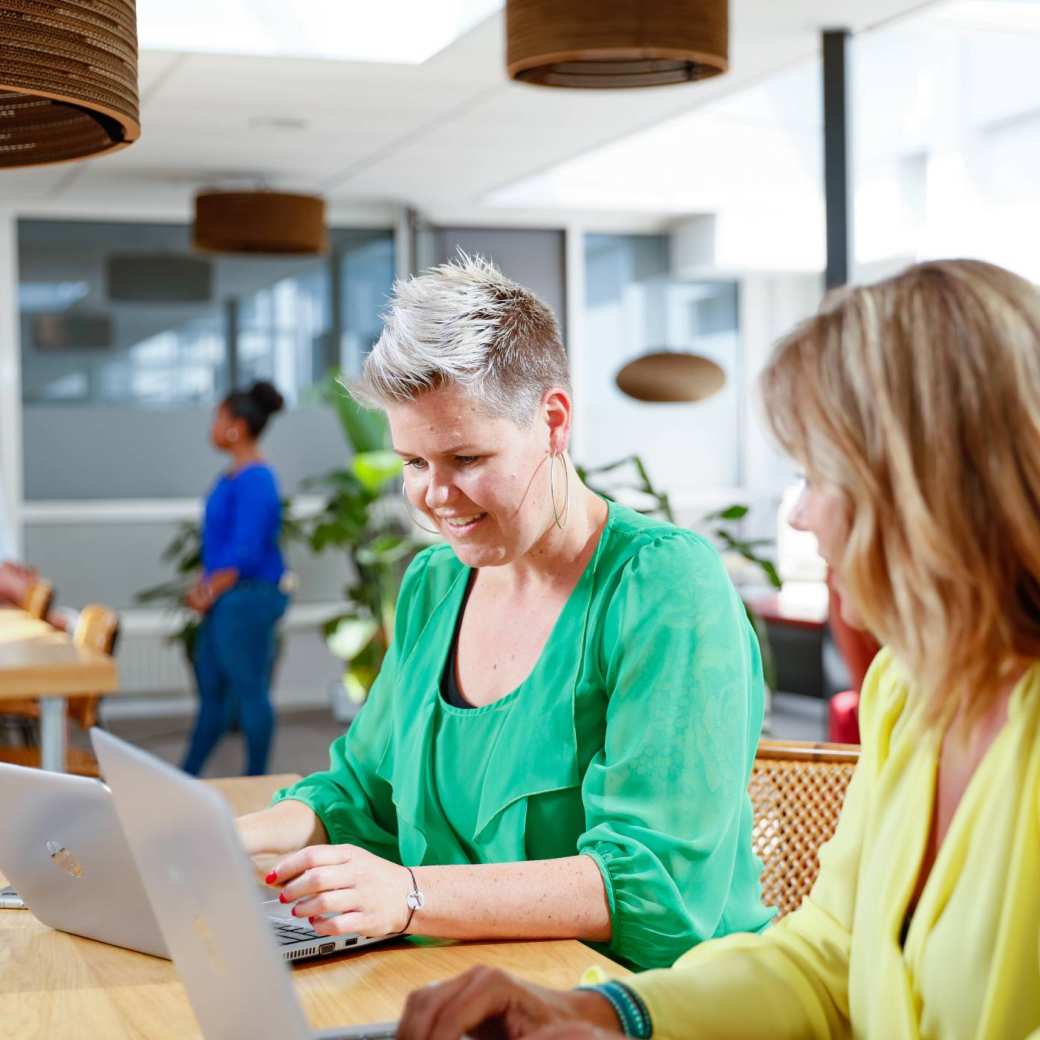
left=182, top=380, right=289, bottom=777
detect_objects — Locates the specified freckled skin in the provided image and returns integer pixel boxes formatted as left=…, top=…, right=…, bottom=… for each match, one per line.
left=387, top=385, right=566, bottom=570
left=238, top=381, right=615, bottom=948
left=387, top=383, right=609, bottom=706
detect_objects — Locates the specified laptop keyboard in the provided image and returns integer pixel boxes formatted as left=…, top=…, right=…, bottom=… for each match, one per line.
left=268, top=919, right=319, bottom=946
left=328, top=1031, right=396, bottom=1040
left=321, top=1029, right=397, bottom=1040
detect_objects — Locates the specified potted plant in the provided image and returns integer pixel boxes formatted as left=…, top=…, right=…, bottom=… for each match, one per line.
left=305, top=374, right=423, bottom=710
left=135, top=519, right=205, bottom=662
left=136, top=501, right=304, bottom=664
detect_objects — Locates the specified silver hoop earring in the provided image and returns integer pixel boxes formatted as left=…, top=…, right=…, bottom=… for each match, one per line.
left=406, top=501, right=439, bottom=536
left=549, top=452, right=570, bottom=530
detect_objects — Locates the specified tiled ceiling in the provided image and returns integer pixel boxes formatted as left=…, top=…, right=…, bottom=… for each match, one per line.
left=1, top=0, right=937, bottom=224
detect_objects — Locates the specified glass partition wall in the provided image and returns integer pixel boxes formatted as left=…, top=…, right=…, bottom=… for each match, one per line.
left=17, top=220, right=394, bottom=500
left=19, top=221, right=394, bottom=410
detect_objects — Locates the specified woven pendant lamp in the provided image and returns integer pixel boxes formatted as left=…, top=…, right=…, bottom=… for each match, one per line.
left=616, top=351, right=726, bottom=403
left=193, top=191, right=328, bottom=255
left=0, top=0, right=140, bottom=168
left=506, top=0, right=727, bottom=89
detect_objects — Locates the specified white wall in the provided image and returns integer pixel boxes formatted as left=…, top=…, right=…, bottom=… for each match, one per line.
left=739, top=272, right=824, bottom=537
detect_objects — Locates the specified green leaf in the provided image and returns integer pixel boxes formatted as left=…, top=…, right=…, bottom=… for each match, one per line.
left=351, top=450, right=403, bottom=493
left=343, top=670, right=371, bottom=704
left=758, top=559, right=783, bottom=590
left=326, top=616, right=380, bottom=660
left=320, top=371, right=390, bottom=453
left=705, top=504, right=749, bottom=521
left=135, top=580, right=191, bottom=604
left=357, top=533, right=413, bottom=566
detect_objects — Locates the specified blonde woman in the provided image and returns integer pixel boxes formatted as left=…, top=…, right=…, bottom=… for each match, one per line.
left=397, top=259, right=1040, bottom=1040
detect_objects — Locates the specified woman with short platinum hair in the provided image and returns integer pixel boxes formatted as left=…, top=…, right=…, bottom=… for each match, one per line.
left=237, top=255, right=770, bottom=969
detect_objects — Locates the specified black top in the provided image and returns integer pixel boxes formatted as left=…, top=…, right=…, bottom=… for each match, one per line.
left=440, top=571, right=477, bottom=709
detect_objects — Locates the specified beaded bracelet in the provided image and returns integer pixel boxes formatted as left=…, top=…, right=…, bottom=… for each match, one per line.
left=576, top=980, right=653, bottom=1039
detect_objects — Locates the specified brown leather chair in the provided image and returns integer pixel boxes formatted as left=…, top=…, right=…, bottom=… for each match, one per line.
left=750, top=738, right=861, bottom=918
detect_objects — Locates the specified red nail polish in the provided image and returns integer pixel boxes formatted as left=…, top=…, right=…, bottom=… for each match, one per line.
left=291, top=906, right=300, bottom=917
left=265, top=871, right=277, bottom=884
left=279, top=891, right=289, bottom=903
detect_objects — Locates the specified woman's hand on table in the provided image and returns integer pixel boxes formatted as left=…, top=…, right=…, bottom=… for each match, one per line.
left=396, top=967, right=622, bottom=1040
left=267, top=843, right=413, bottom=937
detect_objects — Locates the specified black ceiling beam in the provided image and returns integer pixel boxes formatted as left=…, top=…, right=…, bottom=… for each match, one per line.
left=823, top=29, right=853, bottom=290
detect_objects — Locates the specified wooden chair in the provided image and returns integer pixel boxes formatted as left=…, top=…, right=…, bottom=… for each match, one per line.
left=750, top=739, right=861, bottom=918
left=0, top=604, right=119, bottom=775
left=0, top=575, right=55, bottom=745
left=21, top=577, right=55, bottom=620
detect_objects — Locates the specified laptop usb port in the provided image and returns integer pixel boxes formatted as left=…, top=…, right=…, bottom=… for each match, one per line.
left=319, top=942, right=335, bottom=955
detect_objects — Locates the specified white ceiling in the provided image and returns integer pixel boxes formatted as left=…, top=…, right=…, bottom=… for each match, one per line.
left=0, top=0, right=937, bottom=226
left=135, top=0, right=503, bottom=65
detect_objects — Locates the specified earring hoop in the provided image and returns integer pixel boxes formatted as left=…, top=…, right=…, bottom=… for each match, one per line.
left=549, top=452, right=570, bottom=530
left=406, top=501, right=440, bottom=536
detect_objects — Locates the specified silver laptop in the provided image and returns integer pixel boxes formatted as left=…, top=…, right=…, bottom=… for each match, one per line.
left=0, top=761, right=361, bottom=963
left=91, top=728, right=396, bottom=1040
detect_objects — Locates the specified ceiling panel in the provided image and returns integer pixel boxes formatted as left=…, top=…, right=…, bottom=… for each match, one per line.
left=0, top=0, right=939, bottom=219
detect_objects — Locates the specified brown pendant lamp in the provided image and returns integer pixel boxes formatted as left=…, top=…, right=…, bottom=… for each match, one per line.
left=506, top=0, right=728, bottom=89
left=616, top=351, right=726, bottom=403
left=193, top=190, right=328, bottom=255
left=0, top=0, right=140, bottom=168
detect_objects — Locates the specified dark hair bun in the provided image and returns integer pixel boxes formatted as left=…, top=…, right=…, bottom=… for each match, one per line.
left=248, top=380, right=285, bottom=416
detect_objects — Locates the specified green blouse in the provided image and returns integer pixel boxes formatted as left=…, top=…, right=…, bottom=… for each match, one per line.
left=274, top=501, right=772, bottom=969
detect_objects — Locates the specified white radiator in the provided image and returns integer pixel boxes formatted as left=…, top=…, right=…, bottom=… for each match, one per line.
left=115, top=618, right=194, bottom=695
left=105, top=606, right=346, bottom=720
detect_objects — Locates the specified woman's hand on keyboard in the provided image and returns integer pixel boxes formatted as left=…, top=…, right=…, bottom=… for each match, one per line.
left=266, top=844, right=412, bottom=937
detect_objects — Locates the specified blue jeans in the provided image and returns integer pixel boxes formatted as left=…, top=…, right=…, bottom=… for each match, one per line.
left=182, top=581, right=289, bottom=777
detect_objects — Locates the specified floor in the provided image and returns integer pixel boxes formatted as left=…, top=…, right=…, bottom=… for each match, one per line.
left=69, top=688, right=830, bottom=779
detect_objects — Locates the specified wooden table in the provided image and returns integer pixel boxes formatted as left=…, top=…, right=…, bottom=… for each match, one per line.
left=0, top=608, right=118, bottom=772
left=0, top=775, right=627, bottom=1038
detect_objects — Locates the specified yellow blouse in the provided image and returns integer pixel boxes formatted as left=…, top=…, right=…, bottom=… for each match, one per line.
left=628, top=648, right=1040, bottom=1039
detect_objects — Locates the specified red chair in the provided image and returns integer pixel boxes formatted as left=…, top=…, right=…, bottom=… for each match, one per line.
left=829, top=689, right=862, bottom=744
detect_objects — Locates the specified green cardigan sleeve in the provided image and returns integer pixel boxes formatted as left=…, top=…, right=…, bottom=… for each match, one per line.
left=623, top=657, right=900, bottom=1038
left=270, top=550, right=435, bottom=861
left=577, top=532, right=769, bottom=969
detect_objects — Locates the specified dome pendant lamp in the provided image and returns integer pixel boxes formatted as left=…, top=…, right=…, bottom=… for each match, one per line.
left=193, top=190, right=328, bottom=255
left=506, top=0, right=728, bottom=89
left=616, top=350, right=726, bottom=403
left=0, top=0, right=140, bottom=168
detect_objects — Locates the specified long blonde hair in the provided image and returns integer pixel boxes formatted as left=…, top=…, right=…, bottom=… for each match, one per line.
left=761, top=259, right=1040, bottom=723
